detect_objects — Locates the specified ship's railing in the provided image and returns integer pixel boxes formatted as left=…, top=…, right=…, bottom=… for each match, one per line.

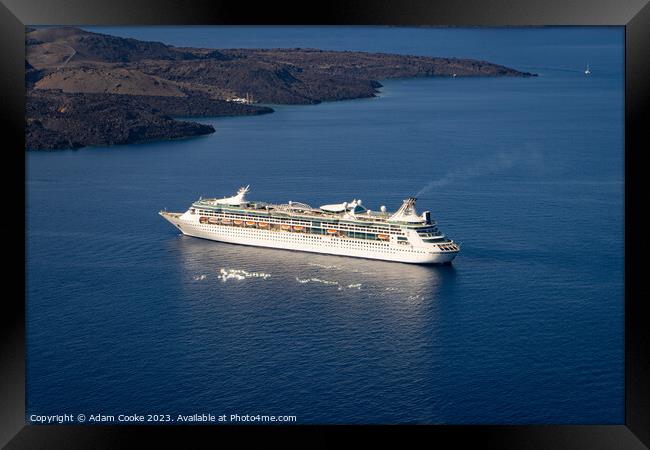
left=197, top=200, right=398, bottom=224
left=266, top=202, right=313, bottom=211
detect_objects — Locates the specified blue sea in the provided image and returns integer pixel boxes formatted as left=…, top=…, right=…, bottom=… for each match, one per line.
left=26, top=27, right=624, bottom=424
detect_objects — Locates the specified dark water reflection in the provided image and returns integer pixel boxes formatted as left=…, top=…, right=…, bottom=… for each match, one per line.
left=163, top=236, right=460, bottom=423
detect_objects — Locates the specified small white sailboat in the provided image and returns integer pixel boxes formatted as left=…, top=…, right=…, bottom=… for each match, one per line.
left=584, top=64, right=591, bottom=75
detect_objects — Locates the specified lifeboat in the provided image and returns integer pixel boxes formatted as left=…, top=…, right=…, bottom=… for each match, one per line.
left=245, top=221, right=256, bottom=226
left=208, top=217, right=220, bottom=224
left=378, top=234, right=389, bottom=240
left=222, top=219, right=232, bottom=225
left=326, top=229, right=338, bottom=234
left=233, top=220, right=243, bottom=226
left=293, top=225, right=304, bottom=231
left=258, top=222, right=269, bottom=228
left=199, top=216, right=208, bottom=224
left=281, top=224, right=291, bottom=231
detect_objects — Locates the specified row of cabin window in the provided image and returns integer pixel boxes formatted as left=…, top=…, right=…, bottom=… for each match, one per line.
left=194, top=225, right=390, bottom=246
left=193, top=225, right=421, bottom=251
left=197, top=210, right=402, bottom=234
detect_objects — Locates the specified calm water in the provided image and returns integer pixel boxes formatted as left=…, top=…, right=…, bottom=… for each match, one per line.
left=26, top=27, right=624, bottom=424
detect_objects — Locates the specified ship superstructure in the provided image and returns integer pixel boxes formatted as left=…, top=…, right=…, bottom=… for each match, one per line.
left=160, top=186, right=460, bottom=264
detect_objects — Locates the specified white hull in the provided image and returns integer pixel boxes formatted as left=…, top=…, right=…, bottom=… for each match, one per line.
left=161, top=212, right=457, bottom=265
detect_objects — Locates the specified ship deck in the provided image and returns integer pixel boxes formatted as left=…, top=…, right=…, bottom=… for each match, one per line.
left=193, top=199, right=397, bottom=224
left=159, top=211, right=182, bottom=219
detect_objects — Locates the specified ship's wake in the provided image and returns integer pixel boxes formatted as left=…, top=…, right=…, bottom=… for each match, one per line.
left=296, top=277, right=363, bottom=290
left=218, top=268, right=272, bottom=282
left=307, top=262, right=372, bottom=275
left=190, top=264, right=435, bottom=300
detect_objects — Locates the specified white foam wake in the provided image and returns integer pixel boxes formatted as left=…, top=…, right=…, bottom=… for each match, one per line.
left=307, top=263, right=341, bottom=270
left=295, top=277, right=362, bottom=290
left=219, top=268, right=271, bottom=282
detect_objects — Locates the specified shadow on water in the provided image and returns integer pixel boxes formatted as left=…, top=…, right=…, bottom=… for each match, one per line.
left=165, top=233, right=458, bottom=305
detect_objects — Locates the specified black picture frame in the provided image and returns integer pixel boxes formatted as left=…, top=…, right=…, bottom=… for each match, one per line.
left=2, top=1, right=648, bottom=447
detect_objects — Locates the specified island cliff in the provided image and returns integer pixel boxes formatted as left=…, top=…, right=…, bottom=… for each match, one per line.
left=26, top=27, right=536, bottom=150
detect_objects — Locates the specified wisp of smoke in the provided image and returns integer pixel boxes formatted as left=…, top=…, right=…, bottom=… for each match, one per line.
left=416, top=147, right=543, bottom=197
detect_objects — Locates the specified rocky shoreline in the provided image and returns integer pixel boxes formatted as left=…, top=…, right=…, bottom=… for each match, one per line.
left=26, top=27, right=536, bottom=150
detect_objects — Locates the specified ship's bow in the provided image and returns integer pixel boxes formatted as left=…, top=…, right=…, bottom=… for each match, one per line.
left=159, top=211, right=184, bottom=231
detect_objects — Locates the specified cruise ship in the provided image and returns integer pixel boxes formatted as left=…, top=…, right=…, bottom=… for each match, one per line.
left=159, top=186, right=460, bottom=264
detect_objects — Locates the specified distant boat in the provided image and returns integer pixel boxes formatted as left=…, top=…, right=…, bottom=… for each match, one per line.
left=584, top=64, right=591, bottom=75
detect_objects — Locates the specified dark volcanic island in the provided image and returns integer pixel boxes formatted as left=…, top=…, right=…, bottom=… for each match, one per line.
left=26, top=27, right=536, bottom=150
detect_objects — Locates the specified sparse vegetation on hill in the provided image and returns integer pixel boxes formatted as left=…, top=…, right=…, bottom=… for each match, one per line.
left=26, top=27, right=536, bottom=150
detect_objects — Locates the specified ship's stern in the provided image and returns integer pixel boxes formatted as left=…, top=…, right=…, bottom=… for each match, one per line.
left=420, top=242, right=460, bottom=264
